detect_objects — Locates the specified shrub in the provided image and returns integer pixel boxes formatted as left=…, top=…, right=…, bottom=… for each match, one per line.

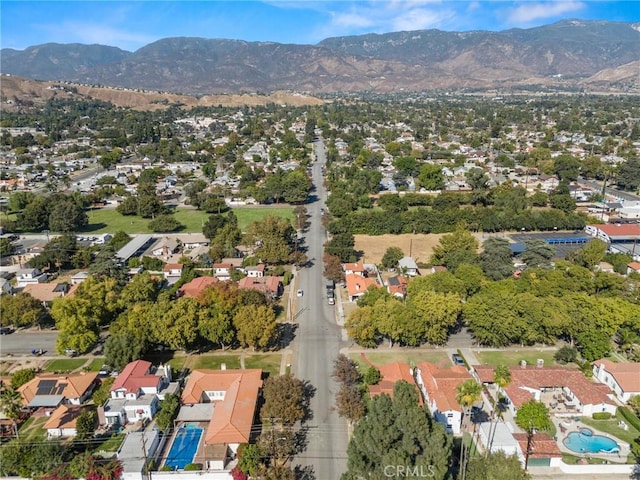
left=619, top=406, right=640, bottom=431
left=554, top=346, right=578, bottom=364
left=282, top=270, right=293, bottom=286
left=160, top=466, right=172, bottom=471
left=592, top=412, right=612, bottom=420
left=364, top=366, right=381, bottom=385
left=184, top=463, right=202, bottom=471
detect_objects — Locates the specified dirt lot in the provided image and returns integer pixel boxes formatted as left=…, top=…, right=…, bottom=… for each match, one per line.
left=354, top=233, right=446, bottom=265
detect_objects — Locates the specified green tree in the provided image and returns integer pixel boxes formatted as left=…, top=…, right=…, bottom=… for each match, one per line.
left=332, top=354, right=361, bottom=386
left=480, top=237, right=514, bottom=280
left=92, top=377, right=114, bottom=406
left=515, top=400, right=553, bottom=470
left=148, top=214, right=183, bottom=232
left=345, top=306, right=379, bottom=348
left=417, top=163, right=445, bottom=190
left=0, top=292, right=48, bottom=328
left=405, top=290, right=462, bottom=345
left=381, top=246, right=404, bottom=270
left=363, top=366, right=382, bottom=385
left=104, top=333, right=146, bottom=371
left=238, top=444, right=262, bottom=476
left=0, top=238, right=13, bottom=256
left=520, top=240, right=555, bottom=268
left=155, top=393, right=180, bottom=432
left=569, top=239, right=607, bottom=270
left=48, top=200, right=88, bottom=232
left=455, top=379, right=482, bottom=477
left=244, top=215, right=294, bottom=264
left=336, top=384, right=365, bottom=425
left=75, top=409, right=96, bottom=441
left=487, top=364, right=511, bottom=453
left=260, top=375, right=305, bottom=426
left=198, top=303, right=236, bottom=350
left=430, top=225, right=479, bottom=270
left=325, top=233, right=357, bottom=263
left=10, top=368, right=36, bottom=389
left=234, top=304, right=277, bottom=350
left=465, top=451, right=530, bottom=480
left=0, top=386, right=23, bottom=437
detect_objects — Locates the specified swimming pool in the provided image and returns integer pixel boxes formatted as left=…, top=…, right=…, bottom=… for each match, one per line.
left=164, top=425, right=203, bottom=470
left=563, top=428, right=620, bottom=454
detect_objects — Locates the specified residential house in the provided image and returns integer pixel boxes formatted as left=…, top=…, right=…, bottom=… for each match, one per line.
left=23, top=282, right=68, bottom=304
left=342, top=262, right=366, bottom=277
left=415, top=362, right=473, bottom=435
left=213, top=262, right=236, bottom=281
left=593, top=359, right=640, bottom=402
left=369, top=362, right=419, bottom=401
left=0, top=277, right=13, bottom=295
left=237, top=275, right=283, bottom=298
left=398, top=257, right=419, bottom=276
left=43, top=404, right=92, bottom=438
left=345, top=273, right=379, bottom=302
left=101, top=360, right=173, bottom=427
left=18, top=372, right=99, bottom=409
left=627, top=262, right=640, bottom=275
left=178, top=233, right=209, bottom=250
left=152, top=237, right=179, bottom=258
left=70, top=271, right=90, bottom=285
left=386, top=275, right=408, bottom=299
left=178, top=369, right=262, bottom=469
left=163, top=263, right=183, bottom=283
left=585, top=224, right=640, bottom=244
left=15, top=267, right=47, bottom=288
left=244, top=264, right=265, bottom=278
left=178, top=276, right=219, bottom=298
left=473, top=364, right=617, bottom=417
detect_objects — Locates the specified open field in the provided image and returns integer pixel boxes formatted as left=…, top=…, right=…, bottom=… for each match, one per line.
left=190, top=354, right=242, bottom=371
left=354, top=233, right=447, bottom=265
left=349, top=351, right=451, bottom=370
left=473, top=349, right=560, bottom=367
left=80, top=206, right=294, bottom=234
left=86, top=358, right=107, bottom=372
left=44, top=358, right=87, bottom=373
left=244, top=353, right=282, bottom=377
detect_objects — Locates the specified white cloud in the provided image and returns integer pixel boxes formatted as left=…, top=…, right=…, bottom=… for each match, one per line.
left=506, top=1, right=586, bottom=25
left=391, top=7, right=456, bottom=31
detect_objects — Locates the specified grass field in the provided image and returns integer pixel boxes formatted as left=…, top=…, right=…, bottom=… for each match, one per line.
left=86, top=358, right=107, bottom=372
left=354, top=233, right=445, bottom=265
left=18, top=416, right=48, bottom=442
left=473, top=350, right=560, bottom=367
left=580, top=414, right=640, bottom=446
left=349, top=351, right=451, bottom=370
left=190, top=354, right=241, bottom=370
left=45, top=358, right=87, bottom=373
left=80, top=206, right=294, bottom=234
left=244, top=353, right=282, bottom=376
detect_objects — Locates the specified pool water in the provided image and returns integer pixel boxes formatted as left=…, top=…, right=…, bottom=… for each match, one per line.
left=164, top=425, right=203, bottom=470
left=563, top=428, right=620, bottom=454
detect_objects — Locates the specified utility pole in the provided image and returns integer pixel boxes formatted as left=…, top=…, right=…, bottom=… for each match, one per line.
left=141, top=430, right=151, bottom=480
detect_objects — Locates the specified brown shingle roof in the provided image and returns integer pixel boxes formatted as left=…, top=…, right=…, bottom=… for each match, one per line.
left=42, top=404, right=87, bottom=431
left=181, top=369, right=262, bottom=445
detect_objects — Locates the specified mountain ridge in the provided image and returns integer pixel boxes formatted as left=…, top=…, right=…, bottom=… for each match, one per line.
left=2, top=20, right=638, bottom=94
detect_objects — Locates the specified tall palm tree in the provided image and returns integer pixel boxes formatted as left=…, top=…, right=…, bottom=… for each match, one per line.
left=487, top=363, right=512, bottom=455
left=515, top=400, right=553, bottom=470
left=0, top=386, right=23, bottom=438
left=455, top=379, right=482, bottom=480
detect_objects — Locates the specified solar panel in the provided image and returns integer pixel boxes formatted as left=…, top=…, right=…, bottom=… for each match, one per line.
left=36, top=379, right=57, bottom=395
left=55, top=383, right=67, bottom=395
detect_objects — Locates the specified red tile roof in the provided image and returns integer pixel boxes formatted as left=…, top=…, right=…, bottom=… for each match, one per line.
left=163, top=263, right=183, bottom=271
left=179, top=276, right=219, bottom=298
left=590, top=224, right=640, bottom=237
left=417, top=362, right=472, bottom=413
left=343, top=262, right=365, bottom=273
left=628, top=262, right=640, bottom=271
left=369, top=362, right=419, bottom=402
left=110, top=360, right=160, bottom=394
left=513, top=432, right=563, bottom=458
left=43, top=404, right=88, bottom=431
left=181, top=369, right=262, bottom=445
left=593, top=359, right=640, bottom=393
left=345, top=273, right=379, bottom=298
left=18, top=372, right=98, bottom=406
left=473, top=364, right=614, bottom=408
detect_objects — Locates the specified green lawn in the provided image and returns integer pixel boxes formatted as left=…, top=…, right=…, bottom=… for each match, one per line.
left=45, top=358, right=87, bottom=373
left=244, top=353, right=282, bottom=377
left=580, top=414, right=640, bottom=446
left=18, top=416, right=48, bottom=442
left=95, top=433, right=126, bottom=453
left=473, top=350, right=560, bottom=367
left=349, top=351, right=451, bottom=370
left=81, top=206, right=294, bottom=234
left=191, top=354, right=241, bottom=370
left=85, top=358, right=107, bottom=372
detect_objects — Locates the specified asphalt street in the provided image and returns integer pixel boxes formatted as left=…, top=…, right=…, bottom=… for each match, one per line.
left=0, top=330, right=59, bottom=355
left=293, top=139, right=348, bottom=479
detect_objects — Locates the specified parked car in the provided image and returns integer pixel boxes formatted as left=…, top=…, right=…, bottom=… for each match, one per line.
left=0, top=327, right=12, bottom=335
left=452, top=353, right=465, bottom=366
left=65, top=348, right=79, bottom=357
left=296, top=289, right=303, bottom=297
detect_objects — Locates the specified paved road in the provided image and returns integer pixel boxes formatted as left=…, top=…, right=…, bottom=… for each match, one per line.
left=293, top=139, right=348, bottom=479
left=0, top=330, right=59, bottom=355
left=579, top=179, right=640, bottom=203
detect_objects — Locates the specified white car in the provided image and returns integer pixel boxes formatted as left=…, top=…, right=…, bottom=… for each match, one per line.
left=296, top=289, right=303, bottom=297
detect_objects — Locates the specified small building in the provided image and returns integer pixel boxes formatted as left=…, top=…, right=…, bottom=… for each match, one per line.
left=386, top=275, right=408, bottom=299
left=342, top=262, right=366, bottom=276
left=15, top=268, right=47, bottom=287
left=398, top=257, right=419, bottom=276
left=152, top=237, right=179, bottom=258
left=18, top=372, right=99, bottom=408
left=244, top=264, right=265, bottom=278
left=213, top=262, right=235, bottom=281
left=70, top=271, right=90, bottom=285
left=593, top=359, right=640, bottom=402
left=0, top=277, right=13, bottom=295
left=163, top=263, right=183, bottom=281
left=345, top=273, right=379, bottom=302
left=627, top=262, right=640, bottom=275
left=237, top=275, right=283, bottom=298
left=178, top=276, right=219, bottom=298
left=368, top=362, right=418, bottom=401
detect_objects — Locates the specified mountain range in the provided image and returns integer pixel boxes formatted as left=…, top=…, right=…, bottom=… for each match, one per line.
left=1, top=20, right=639, bottom=95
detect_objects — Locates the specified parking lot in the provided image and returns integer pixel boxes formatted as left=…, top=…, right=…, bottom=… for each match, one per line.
left=509, top=230, right=589, bottom=259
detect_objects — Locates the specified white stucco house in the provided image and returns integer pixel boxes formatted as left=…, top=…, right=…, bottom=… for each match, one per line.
left=593, top=359, right=640, bottom=403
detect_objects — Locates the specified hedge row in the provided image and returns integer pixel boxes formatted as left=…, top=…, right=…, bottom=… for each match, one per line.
left=618, top=406, right=640, bottom=431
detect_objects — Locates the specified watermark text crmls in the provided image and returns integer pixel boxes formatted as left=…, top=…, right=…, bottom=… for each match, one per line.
left=383, top=465, right=436, bottom=477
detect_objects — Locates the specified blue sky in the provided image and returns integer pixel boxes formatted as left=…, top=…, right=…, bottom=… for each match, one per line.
left=2, top=1, right=639, bottom=52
